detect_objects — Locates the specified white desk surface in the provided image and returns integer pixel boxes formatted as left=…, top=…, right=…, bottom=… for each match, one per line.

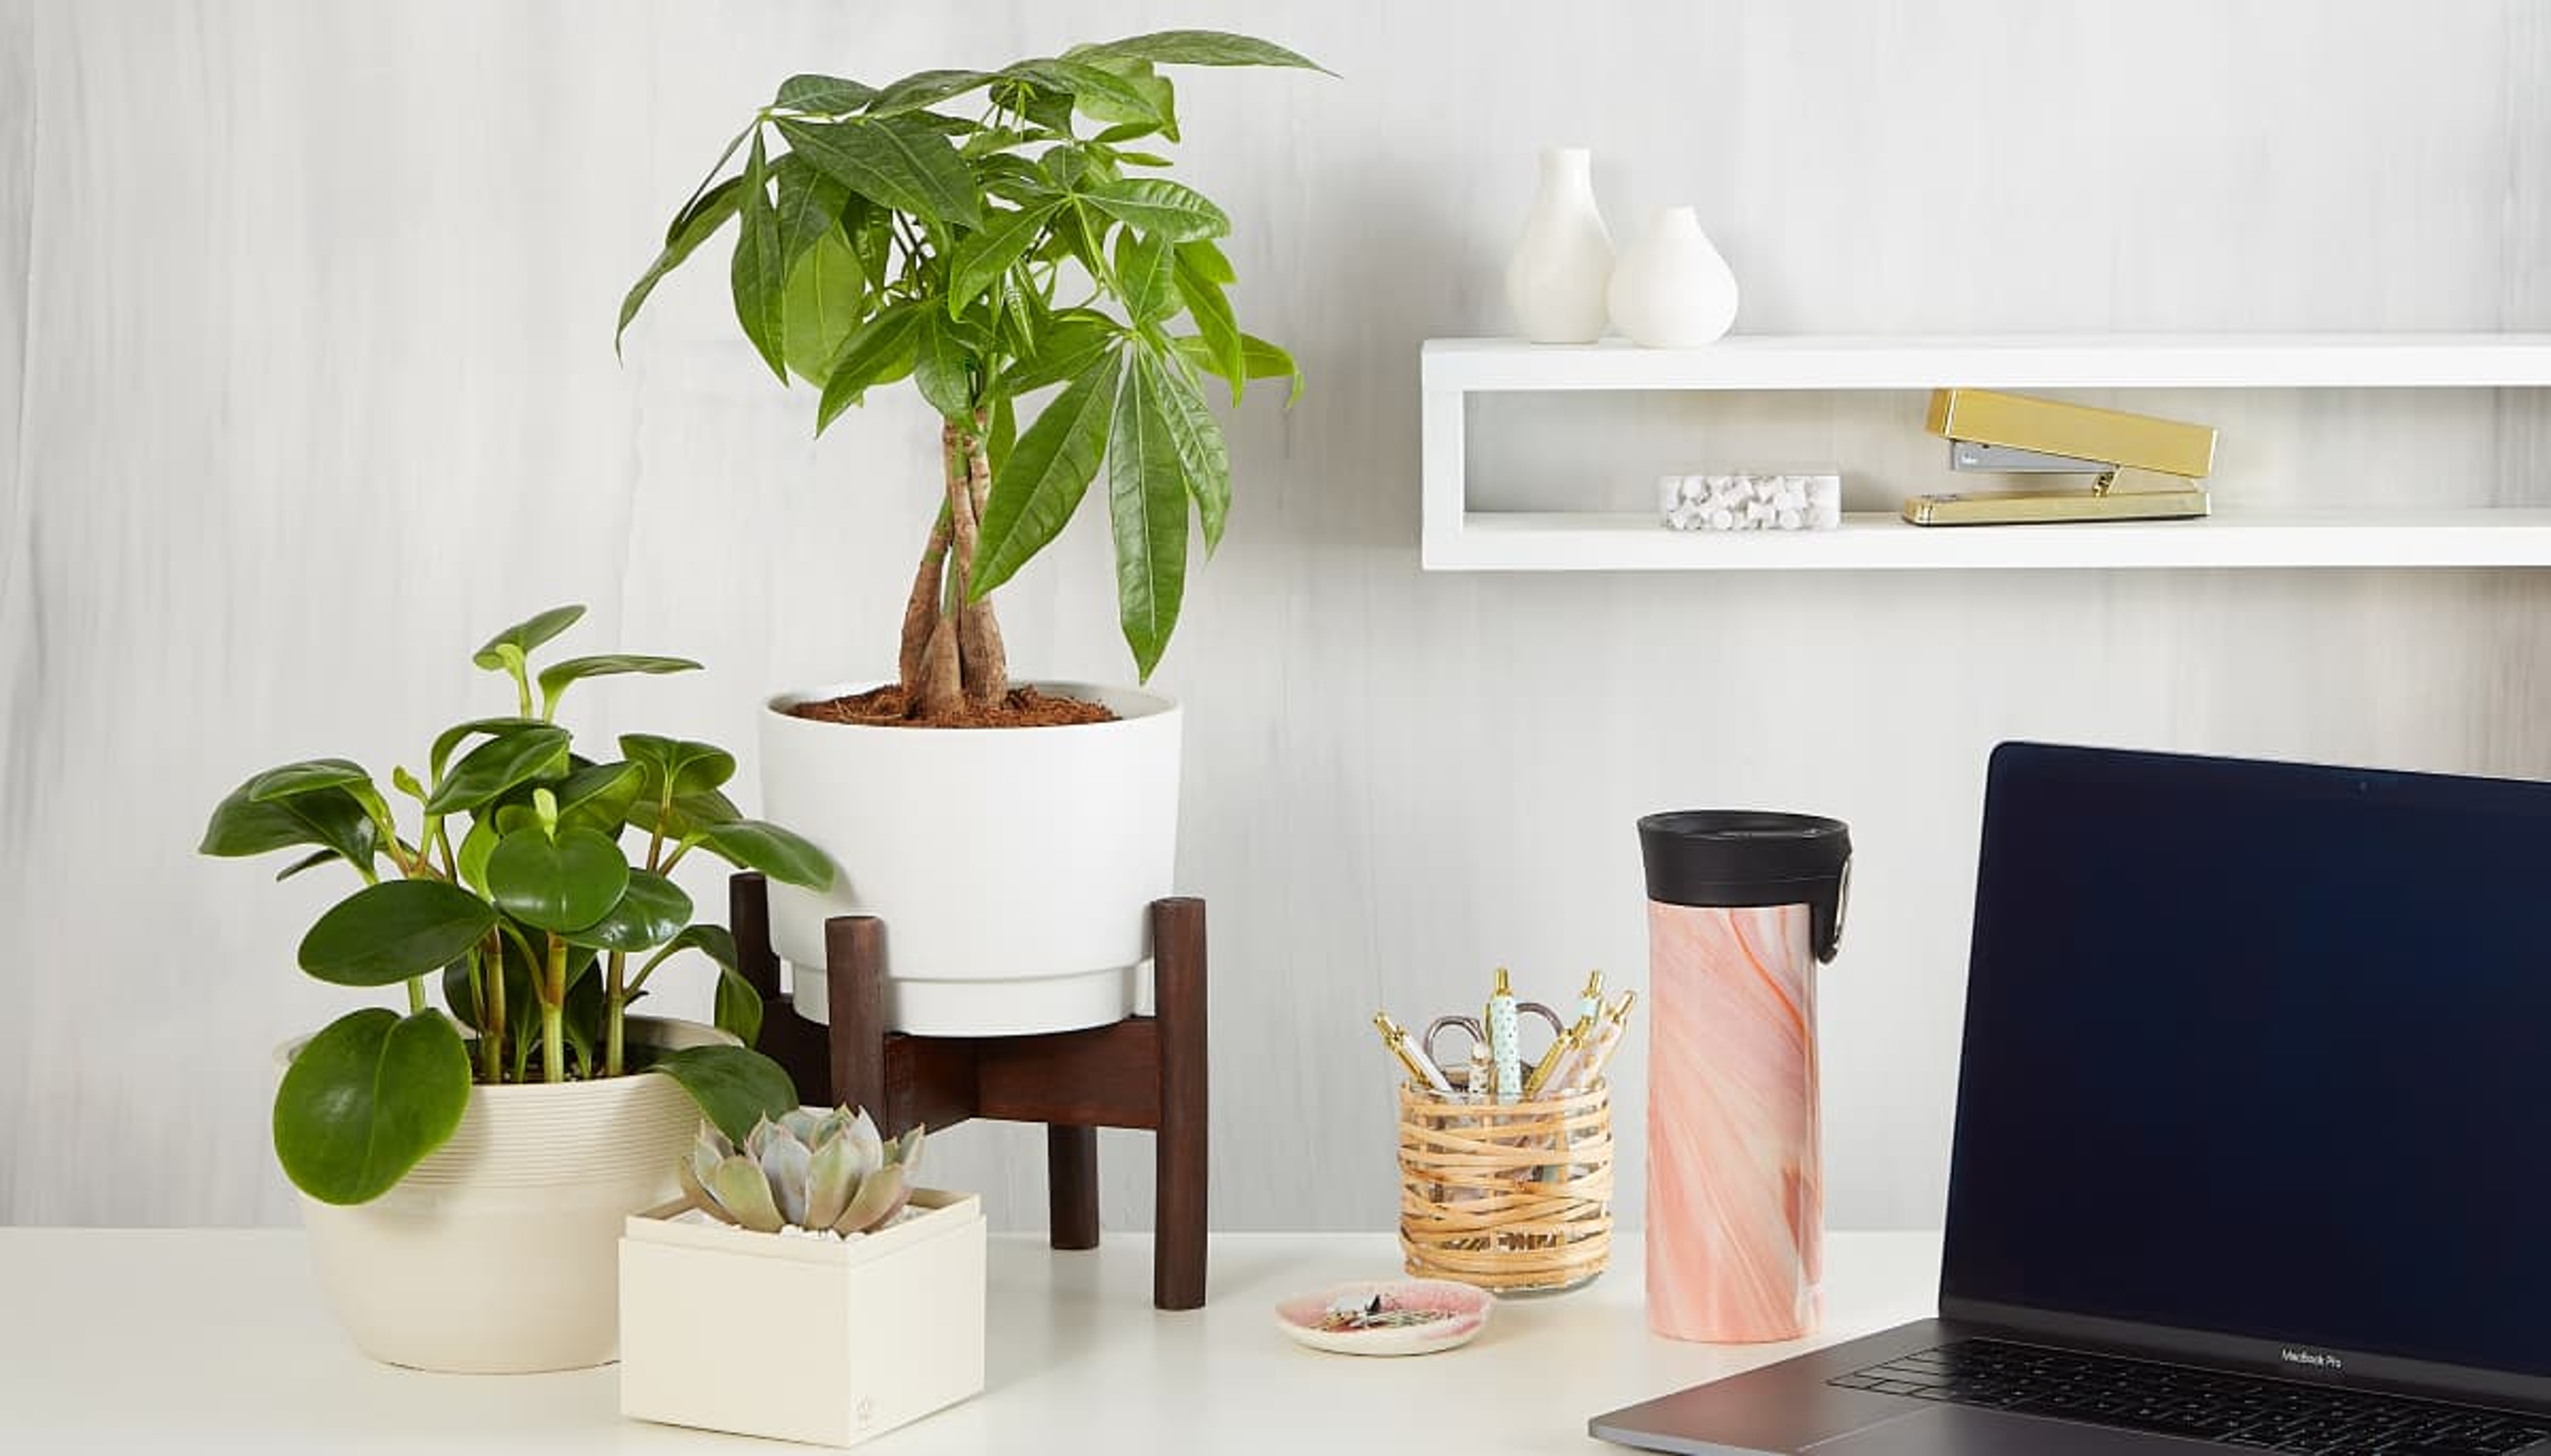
left=0, top=1227, right=1941, bottom=1453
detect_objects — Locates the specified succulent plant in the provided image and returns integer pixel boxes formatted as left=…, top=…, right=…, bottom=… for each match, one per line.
left=681, top=1106, right=925, bottom=1236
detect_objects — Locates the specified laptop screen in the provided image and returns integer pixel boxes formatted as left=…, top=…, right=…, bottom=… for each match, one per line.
left=1941, top=743, right=2551, bottom=1378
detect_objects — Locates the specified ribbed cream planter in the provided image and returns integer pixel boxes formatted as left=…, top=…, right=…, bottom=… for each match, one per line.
left=761, top=680, right=1181, bottom=1037
left=278, top=1016, right=732, bottom=1374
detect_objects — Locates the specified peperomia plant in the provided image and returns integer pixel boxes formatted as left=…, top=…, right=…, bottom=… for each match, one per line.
left=619, top=31, right=1323, bottom=723
left=201, top=605, right=832, bottom=1204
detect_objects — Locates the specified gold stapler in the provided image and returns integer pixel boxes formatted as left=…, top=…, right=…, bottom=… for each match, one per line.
left=1903, top=389, right=2218, bottom=526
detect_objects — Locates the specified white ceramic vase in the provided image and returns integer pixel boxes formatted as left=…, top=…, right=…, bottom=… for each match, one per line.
left=284, top=1016, right=733, bottom=1374
left=1607, top=205, right=1741, bottom=347
left=1504, top=147, right=1614, bottom=343
left=760, top=680, right=1181, bottom=1037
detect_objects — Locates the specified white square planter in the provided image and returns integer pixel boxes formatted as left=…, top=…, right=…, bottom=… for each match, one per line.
left=619, top=1189, right=987, bottom=1447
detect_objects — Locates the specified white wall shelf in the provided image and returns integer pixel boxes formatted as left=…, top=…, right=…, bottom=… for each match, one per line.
left=1419, top=334, right=2551, bottom=572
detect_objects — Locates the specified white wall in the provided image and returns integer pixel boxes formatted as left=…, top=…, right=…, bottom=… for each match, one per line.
left=5, top=0, right=2548, bottom=1233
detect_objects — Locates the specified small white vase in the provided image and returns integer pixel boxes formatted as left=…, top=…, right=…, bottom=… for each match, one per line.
left=1608, top=206, right=1741, bottom=347
left=1504, top=147, right=1614, bottom=344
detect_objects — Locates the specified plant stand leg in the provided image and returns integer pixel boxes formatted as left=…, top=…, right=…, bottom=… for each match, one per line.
left=1153, top=897, right=1209, bottom=1311
left=1048, top=1126, right=1101, bottom=1250
left=825, top=914, right=887, bottom=1118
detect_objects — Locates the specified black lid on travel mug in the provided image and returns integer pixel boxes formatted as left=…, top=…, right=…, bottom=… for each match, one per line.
left=1636, top=811, right=1852, bottom=963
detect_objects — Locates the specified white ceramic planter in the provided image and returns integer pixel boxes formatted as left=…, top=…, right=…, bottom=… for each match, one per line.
left=620, top=1190, right=987, bottom=1448
left=281, top=1016, right=733, bottom=1374
left=760, top=680, right=1181, bottom=1036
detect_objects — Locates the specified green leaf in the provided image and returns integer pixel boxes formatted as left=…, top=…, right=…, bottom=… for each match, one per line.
left=713, top=964, right=765, bottom=1048
left=1006, top=58, right=1169, bottom=130
left=654, top=1045, right=799, bottom=1145
left=1175, top=330, right=1300, bottom=405
left=775, top=116, right=982, bottom=230
left=862, top=67, right=998, bottom=118
left=472, top=606, right=585, bottom=672
left=484, top=826, right=630, bottom=933
left=1177, top=236, right=1236, bottom=284
left=1072, top=31, right=1330, bottom=72
left=815, top=300, right=921, bottom=433
left=619, top=174, right=745, bottom=354
left=1106, top=347, right=1191, bottom=680
left=730, top=132, right=788, bottom=383
left=534, top=654, right=700, bottom=718
left=775, top=72, right=876, bottom=113
left=273, top=848, right=339, bottom=882
left=199, top=778, right=377, bottom=867
left=646, top=923, right=739, bottom=977
left=1114, top=229, right=1177, bottom=323
left=551, top=759, right=646, bottom=837
left=690, top=820, right=836, bottom=891
left=626, top=786, right=743, bottom=839
left=781, top=226, right=864, bottom=386
left=298, top=879, right=500, bottom=987
left=561, top=869, right=692, bottom=952
left=1086, top=178, right=1229, bottom=242
left=773, top=152, right=854, bottom=265
left=973, top=347, right=1124, bottom=598
left=244, top=758, right=371, bottom=803
left=1147, top=348, right=1232, bottom=553
left=273, top=1009, right=470, bottom=1206
left=1173, top=246, right=1246, bottom=404
left=910, top=310, right=976, bottom=419
left=975, top=154, right=1058, bottom=207
left=457, top=815, right=498, bottom=893
left=618, top=734, right=737, bottom=798
left=947, top=201, right=1060, bottom=313
left=427, top=717, right=545, bottom=783
left=999, top=312, right=1120, bottom=395
left=425, top=725, right=570, bottom=816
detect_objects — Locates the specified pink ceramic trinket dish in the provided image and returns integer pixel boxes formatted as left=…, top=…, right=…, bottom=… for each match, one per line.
left=1274, top=1279, right=1493, bottom=1356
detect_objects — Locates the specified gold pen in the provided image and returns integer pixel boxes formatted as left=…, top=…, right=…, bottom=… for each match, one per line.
left=1372, top=1012, right=1454, bottom=1095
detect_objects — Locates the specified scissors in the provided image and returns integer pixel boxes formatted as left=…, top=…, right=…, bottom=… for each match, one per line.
left=1424, top=1002, right=1566, bottom=1091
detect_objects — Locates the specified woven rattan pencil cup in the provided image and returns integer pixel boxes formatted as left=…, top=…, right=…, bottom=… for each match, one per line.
left=1397, top=1079, right=1614, bottom=1293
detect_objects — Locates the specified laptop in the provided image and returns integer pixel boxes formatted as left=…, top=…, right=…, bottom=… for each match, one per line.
left=1592, top=741, right=2551, bottom=1456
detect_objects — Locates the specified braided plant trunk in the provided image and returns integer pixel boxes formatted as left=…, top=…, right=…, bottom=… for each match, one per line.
left=900, top=416, right=1008, bottom=719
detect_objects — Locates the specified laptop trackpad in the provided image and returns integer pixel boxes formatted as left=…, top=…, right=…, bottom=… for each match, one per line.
left=1810, top=1406, right=2221, bottom=1454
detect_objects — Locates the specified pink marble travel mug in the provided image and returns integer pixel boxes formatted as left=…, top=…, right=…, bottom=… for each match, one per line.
left=1637, top=812, right=1851, bottom=1343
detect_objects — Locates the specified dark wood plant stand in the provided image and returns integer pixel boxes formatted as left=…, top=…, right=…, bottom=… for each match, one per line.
left=727, top=872, right=1209, bottom=1311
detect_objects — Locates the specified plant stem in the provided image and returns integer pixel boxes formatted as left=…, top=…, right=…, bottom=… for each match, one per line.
left=480, top=937, right=507, bottom=1081
left=405, top=976, right=425, bottom=1015
left=541, top=934, right=568, bottom=1084
left=605, top=951, right=627, bottom=1077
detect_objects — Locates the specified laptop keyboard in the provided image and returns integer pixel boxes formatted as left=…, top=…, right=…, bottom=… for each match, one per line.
left=1830, top=1338, right=2551, bottom=1454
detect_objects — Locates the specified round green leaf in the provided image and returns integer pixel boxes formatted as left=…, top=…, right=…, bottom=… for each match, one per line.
left=244, top=758, right=373, bottom=804
left=425, top=725, right=570, bottom=815
left=484, top=827, right=630, bottom=933
left=297, top=880, right=501, bottom=987
left=553, top=760, right=646, bottom=837
left=618, top=734, right=737, bottom=798
left=534, top=655, right=702, bottom=717
left=273, top=1008, right=471, bottom=1205
left=200, top=780, right=379, bottom=867
left=713, top=964, right=766, bottom=1048
left=693, top=820, right=836, bottom=891
left=470, top=604, right=586, bottom=671
left=651, top=1045, right=799, bottom=1145
left=561, top=870, right=692, bottom=952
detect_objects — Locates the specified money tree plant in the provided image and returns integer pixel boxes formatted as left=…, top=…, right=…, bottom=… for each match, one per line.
left=201, top=605, right=832, bottom=1204
left=618, top=30, right=1321, bottom=723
